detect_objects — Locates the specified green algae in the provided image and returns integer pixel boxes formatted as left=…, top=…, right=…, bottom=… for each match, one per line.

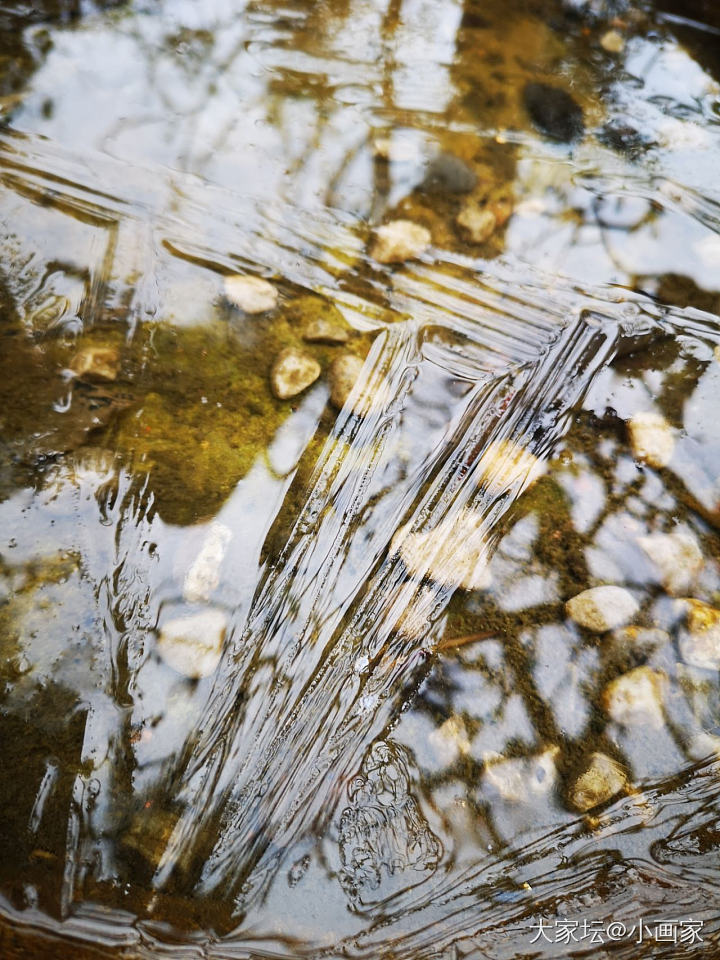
left=106, top=298, right=370, bottom=526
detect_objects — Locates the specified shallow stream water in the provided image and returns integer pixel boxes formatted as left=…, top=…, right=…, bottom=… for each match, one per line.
left=1, top=0, right=720, bottom=957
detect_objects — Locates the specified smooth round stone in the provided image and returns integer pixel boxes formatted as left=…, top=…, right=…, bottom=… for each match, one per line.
left=569, top=752, right=628, bottom=812
left=600, top=29, right=625, bottom=53
left=157, top=609, right=227, bottom=679
left=391, top=509, right=492, bottom=591
left=370, top=220, right=431, bottom=264
left=223, top=274, right=278, bottom=313
left=456, top=203, right=497, bottom=244
left=627, top=410, right=675, bottom=468
left=270, top=348, right=321, bottom=400
left=475, top=439, right=545, bottom=495
left=421, top=152, right=477, bottom=195
left=303, top=317, right=349, bottom=344
left=678, top=598, right=720, bottom=670
left=523, top=82, right=585, bottom=142
left=603, top=666, right=666, bottom=728
left=328, top=353, right=364, bottom=410
left=183, top=522, right=232, bottom=604
left=566, top=585, right=639, bottom=633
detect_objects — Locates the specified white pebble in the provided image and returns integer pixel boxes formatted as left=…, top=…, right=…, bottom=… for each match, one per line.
left=183, top=522, right=232, bottom=604
left=628, top=411, right=675, bottom=468
left=566, top=585, right=639, bottom=633
left=371, top=220, right=431, bottom=264
left=270, top=348, right=321, bottom=400
left=456, top=203, right=496, bottom=244
left=392, top=509, right=492, bottom=591
left=224, top=275, right=278, bottom=314
left=570, top=752, right=627, bottom=812
left=600, top=29, right=625, bottom=54
left=157, top=609, right=227, bottom=679
left=678, top=599, right=720, bottom=671
left=475, top=439, right=545, bottom=495
left=603, top=666, right=666, bottom=728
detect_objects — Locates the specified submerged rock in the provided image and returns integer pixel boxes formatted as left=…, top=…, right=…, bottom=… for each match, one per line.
left=391, top=509, right=492, bottom=591
left=678, top=598, right=720, bottom=670
left=523, top=82, right=585, bottom=142
left=270, top=348, right=321, bottom=400
left=637, top=530, right=703, bottom=595
left=157, top=609, right=227, bottom=679
left=569, top=752, right=628, bottom=812
left=421, top=152, right=477, bottom=195
left=328, top=353, right=365, bottom=410
left=603, top=665, right=666, bottom=728
left=71, top=345, right=120, bottom=382
left=475, top=439, right=545, bottom=495
left=627, top=410, right=675, bottom=468
left=482, top=747, right=559, bottom=802
left=600, top=29, right=625, bottom=53
left=456, top=202, right=497, bottom=244
left=223, top=274, right=278, bottom=314
left=183, top=521, right=232, bottom=604
left=370, top=220, right=431, bottom=264
left=566, top=585, right=639, bottom=633
left=303, top=317, right=349, bottom=344
left=121, top=805, right=181, bottom=877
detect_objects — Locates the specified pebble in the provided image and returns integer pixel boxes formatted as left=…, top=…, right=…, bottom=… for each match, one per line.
left=475, top=439, right=545, bottom=495
left=183, top=521, right=232, bottom=604
left=482, top=747, right=559, bottom=802
left=637, top=530, right=703, bottom=595
left=223, top=275, right=278, bottom=314
left=371, top=220, right=431, bottom=264
left=270, top=348, right=321, bottom=400
left=303, top=317, right=349, bottom=344
left=328, top=353, right=364, bottom=410
left=569, top=752, right=628, bottom=812
left=456, top=203, right=497, bottom=244
left=677, top=599, right=720, bottom=671
left=523, top=82, right=585, bottom=142
left=600, top=29, right=625, bottom=53
left=391, top=509, right=492, bottom=591
left=566, top=585, right=639, bottom=633
left=71, top=345, right=120, bottom=383
left=157, top=609, right=227, bottom=679
left=603, top=666, right=666, bottom=728
left=627, top=410, right=675, bottom=468
left=421, top=152, right=477, bottom=195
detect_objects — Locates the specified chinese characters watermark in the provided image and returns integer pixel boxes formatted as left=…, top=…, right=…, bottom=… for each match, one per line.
left=529, top=917, right=703, bottom=947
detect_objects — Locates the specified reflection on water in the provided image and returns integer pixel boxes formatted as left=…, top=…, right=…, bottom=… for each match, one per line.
left=1, top=0, right=720, bottom=956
